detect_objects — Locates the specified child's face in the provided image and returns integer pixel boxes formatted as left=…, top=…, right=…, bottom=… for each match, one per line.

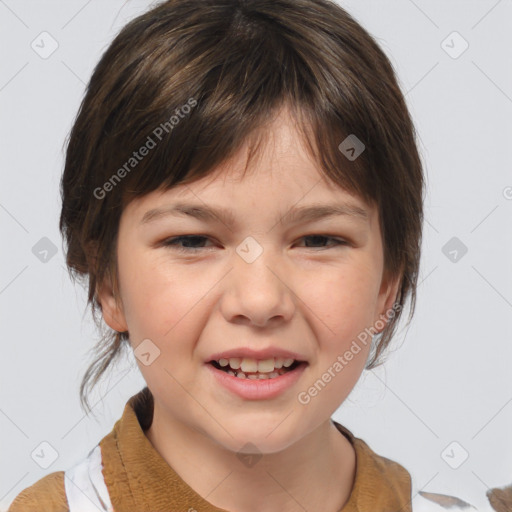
left=98, top=109, right=399, bottom=453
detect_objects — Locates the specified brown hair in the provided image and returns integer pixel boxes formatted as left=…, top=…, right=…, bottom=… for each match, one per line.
left=59, top=0, right=425, bottom=415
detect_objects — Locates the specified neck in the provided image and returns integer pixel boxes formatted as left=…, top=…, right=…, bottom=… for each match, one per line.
left=145, top=405, right=356, bottom=512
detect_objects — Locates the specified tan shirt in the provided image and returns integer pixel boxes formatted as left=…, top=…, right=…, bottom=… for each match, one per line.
left=8, top=387, right=413, bottom=512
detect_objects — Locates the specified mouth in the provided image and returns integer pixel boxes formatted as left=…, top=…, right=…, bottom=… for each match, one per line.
left=208, top=357, right=304, bottom=380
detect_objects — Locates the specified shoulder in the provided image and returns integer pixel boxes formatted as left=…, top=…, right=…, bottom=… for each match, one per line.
left=355, top=436, right=412, bottom=489
left=356, top=436, right=411, bottom=482
left=7, top=471, right=69, bottom=512
left=335, top=421, right=411, bottom=487
left=353, top=436, right=412, bottom=510
left=333, top=421, right=412, bottom=511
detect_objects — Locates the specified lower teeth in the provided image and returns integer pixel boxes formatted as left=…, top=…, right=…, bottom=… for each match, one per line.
left=225, top=368, right=290, bottom=379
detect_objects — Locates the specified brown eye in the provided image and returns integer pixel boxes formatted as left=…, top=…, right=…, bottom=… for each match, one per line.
left=162, top=235, right=214, bottom=253
left=298, top=235, right=348, bottom=249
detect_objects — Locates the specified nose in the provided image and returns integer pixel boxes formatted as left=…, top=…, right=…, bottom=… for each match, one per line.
left=219, top=243, right=296, bottom=328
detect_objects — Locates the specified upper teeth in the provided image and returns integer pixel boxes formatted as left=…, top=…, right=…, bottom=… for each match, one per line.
left=217, top=357, right=295, bottom=373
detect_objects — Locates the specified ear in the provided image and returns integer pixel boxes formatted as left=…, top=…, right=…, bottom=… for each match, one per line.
left=374, top=270, right=402, bottom=333
left=96, top=272, right=128, bottom=333
left=86, top=240, right=128, bottom=333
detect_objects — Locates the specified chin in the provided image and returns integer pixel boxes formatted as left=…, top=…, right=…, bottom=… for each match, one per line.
left=211, top=418, right=302, bottom=455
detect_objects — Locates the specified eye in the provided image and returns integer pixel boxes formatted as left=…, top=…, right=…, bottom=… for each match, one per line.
left=160, top=234, right=349, bottom=254
left=161, top=235, right=214, bottom=253
left=297, top=235, right=349, bottom=249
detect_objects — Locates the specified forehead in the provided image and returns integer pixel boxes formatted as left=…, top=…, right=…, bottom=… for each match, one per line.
left=123, top=106, right=377, bottom=228
left=127, top=175, right=377, bottom=240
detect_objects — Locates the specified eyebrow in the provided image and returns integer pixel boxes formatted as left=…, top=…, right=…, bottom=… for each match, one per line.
left=140, top=201, right=370, bottom=227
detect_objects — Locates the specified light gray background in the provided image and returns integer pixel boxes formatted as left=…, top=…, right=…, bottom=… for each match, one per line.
left=1, top=1, right=511, bottom=510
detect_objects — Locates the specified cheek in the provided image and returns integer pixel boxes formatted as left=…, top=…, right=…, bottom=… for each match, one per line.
left=302, top=263, right=380, bottom=337
left=117, top=253, right=209, bottom=342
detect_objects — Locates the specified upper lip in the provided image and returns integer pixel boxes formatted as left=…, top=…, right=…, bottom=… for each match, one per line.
left=207, top=347, right=308, bottom=363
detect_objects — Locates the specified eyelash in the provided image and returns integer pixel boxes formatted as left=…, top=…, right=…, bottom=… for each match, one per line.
left=161, top=235, right=349, bottom=253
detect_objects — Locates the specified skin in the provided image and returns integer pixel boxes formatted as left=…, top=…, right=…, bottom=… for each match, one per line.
left=97, top=107, right=401, bottom=512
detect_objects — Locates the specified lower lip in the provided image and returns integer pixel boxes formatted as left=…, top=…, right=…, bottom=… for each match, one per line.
left=206, top=362, right=308, bottom=400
